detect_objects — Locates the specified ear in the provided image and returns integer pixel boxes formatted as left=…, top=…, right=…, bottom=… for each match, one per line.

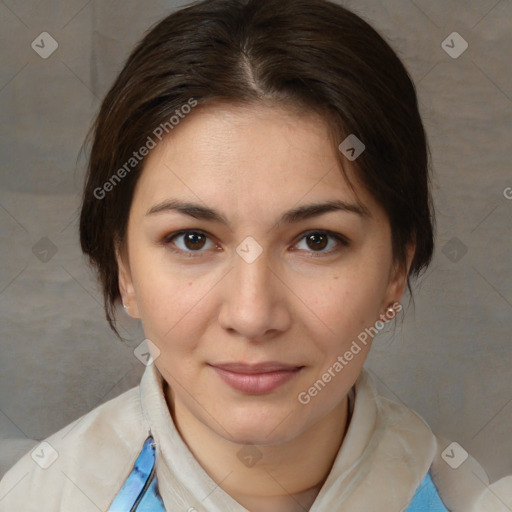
left=116, top=241, right=141, bottom=319
left=381, top=241, right=416, bottom=312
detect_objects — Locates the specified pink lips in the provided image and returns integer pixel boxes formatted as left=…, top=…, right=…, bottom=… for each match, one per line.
left=209, top=362, right=304, bottom=394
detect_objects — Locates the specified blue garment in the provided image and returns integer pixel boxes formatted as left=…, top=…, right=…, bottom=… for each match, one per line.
left=106, top=436, right=165, bottom=512
left=404, top=470, right=450, bottom=512
left=108, top=436, right=450, bottom=511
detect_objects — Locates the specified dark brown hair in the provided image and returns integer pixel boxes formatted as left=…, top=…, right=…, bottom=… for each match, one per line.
left=80, top=0, right=435, bottom=338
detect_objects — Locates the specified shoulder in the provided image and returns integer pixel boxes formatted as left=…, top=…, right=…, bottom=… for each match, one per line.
left=429, top=433, right=512, bottom=512
left=361, top=372, right=512, bottom=511
left=0, top=384, right=149, bottom=512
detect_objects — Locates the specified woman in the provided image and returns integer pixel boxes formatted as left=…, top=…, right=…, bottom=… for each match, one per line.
left=0, top=0, right=510, bottom=510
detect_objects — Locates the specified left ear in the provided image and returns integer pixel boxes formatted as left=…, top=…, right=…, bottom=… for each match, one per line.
left=381, top=241, right=416, bottom=311
left=116, top=241, right=141, bottom=319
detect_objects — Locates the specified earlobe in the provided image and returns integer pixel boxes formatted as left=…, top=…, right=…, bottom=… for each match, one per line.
left=116, top=243, right=141, bottom=319
left=382, top=241, right=416, bottom=312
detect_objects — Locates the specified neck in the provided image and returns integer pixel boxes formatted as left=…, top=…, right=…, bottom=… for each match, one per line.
left=165, top=386, right=350, bottom=512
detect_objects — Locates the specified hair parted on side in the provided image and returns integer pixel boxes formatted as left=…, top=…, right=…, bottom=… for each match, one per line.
left=79, top=0, right=435, bottom=339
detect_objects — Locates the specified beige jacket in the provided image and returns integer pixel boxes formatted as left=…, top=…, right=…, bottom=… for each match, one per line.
left=0, top=365, right=510, bottom=511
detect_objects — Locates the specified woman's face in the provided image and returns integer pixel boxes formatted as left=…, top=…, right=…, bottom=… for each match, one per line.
left=118, top=102, right=412, bottom=445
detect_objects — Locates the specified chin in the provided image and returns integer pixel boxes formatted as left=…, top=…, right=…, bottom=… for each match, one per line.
left=227, top=429, right=295, bottom=447
left=213, top=409, right=306, bottom=447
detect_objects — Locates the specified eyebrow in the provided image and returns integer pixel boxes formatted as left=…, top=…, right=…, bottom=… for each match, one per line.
left=145, top=198, right=371, bottom=227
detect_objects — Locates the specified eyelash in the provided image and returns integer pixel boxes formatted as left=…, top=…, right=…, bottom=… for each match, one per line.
left=162, top=229, right=350, bottom=259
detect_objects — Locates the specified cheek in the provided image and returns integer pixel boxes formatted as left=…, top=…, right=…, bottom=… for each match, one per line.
left=130, top=255, right=217, bottom=348
left=309, top=264, right=389, bottom=337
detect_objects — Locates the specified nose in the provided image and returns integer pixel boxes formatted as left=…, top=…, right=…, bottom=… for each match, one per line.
left=218, top=247, right=292, bottom=341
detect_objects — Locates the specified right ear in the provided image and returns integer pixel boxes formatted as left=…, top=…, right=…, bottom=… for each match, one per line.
left=115, top=242, right=141, bottom=319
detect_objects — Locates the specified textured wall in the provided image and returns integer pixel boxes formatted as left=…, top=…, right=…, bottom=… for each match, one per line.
left=0, top=0, right=510, bottom=483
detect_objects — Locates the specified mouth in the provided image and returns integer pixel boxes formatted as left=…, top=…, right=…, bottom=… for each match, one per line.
left=208, top=362, right=305, bottom=394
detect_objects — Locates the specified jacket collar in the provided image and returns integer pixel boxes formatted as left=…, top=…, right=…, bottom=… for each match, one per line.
left=140, top=364, right=435, bottom=511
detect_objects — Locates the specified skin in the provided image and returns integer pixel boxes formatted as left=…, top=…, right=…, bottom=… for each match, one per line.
left=117, top=101, right=415, bottom=512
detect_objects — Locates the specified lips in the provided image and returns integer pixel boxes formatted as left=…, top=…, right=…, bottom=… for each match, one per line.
left=209, top=362, right=304, bottom=394
left=211, top=361, right=304, bottom=373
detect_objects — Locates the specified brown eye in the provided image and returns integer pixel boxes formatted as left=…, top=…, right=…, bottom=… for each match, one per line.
left=294, top=230, right=349, bottom=257
left=183, top=232, right=207, bottom=250
left=164, top=230, right=217, bottom=256
left=305, top=232, right=328, bottom=251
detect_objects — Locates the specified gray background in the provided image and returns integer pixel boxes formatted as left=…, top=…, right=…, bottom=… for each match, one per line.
left=0, top=0, right=511, bottom=483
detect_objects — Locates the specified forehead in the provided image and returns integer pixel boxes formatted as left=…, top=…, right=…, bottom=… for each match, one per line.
left=132, top=102, right=379, bottom=218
